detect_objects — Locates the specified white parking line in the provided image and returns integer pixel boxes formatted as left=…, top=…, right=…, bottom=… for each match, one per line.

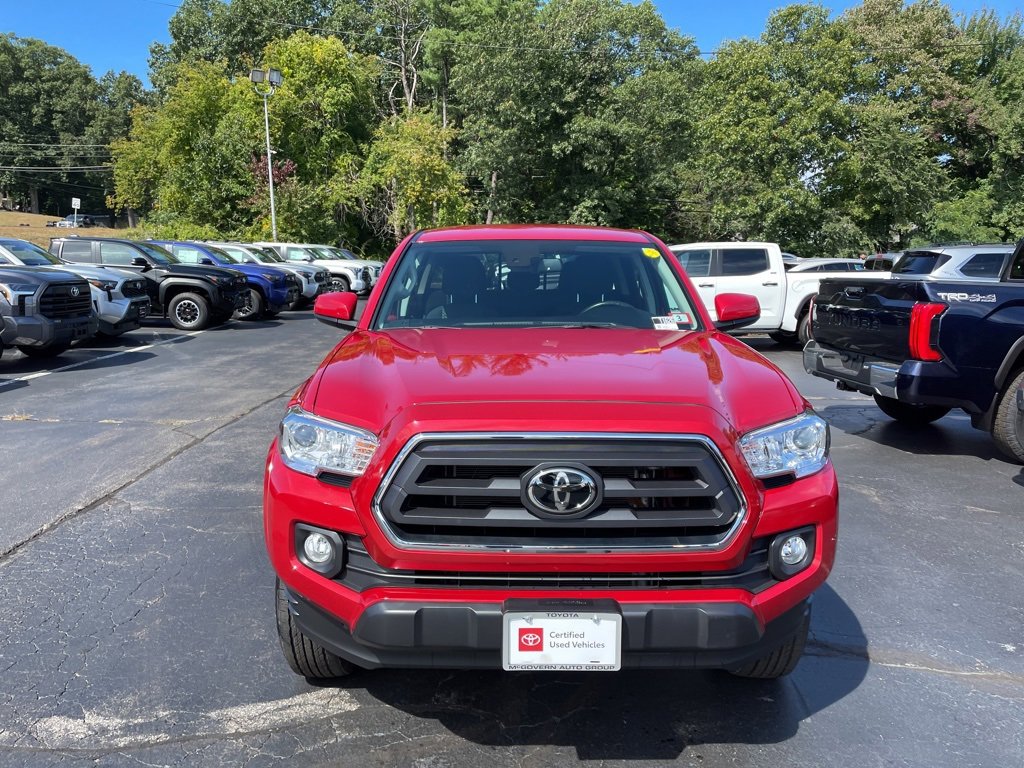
left=0, top=330, right=204, bottom=391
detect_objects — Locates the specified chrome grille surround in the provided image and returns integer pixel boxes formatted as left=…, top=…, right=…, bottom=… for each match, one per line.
left=370, top=432, right=749, bottom=553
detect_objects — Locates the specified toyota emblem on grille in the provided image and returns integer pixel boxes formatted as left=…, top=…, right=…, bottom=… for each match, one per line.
left=523, top=465, right=601, bottom=519
left=70, top=286, right=80, bottom=297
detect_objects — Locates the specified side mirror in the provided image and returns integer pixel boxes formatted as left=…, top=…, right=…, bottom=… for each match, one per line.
left=314, top=291, right=358, bottom=331
left=200, top=257, right=214, bottom=265
left=713, top=293, right=760, bottom=332
left=131, top=256, right=151, bottom=270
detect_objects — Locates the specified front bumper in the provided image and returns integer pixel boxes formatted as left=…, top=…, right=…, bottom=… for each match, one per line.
left=266, top=433, right=838, bottom=670
left=1, top=312, right=97, bottom=347
left=284, top=587, right=810, bottom=670
left=98, top=297, right=150, bottom=334
left=268, top=286, right=300, bottom=312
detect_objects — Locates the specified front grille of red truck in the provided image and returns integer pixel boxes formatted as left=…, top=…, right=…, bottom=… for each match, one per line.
left=372, top=433, right=747, bottom=552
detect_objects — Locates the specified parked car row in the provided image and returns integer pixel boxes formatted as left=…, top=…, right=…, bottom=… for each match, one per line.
left=0, top=236, right=383, bottom=362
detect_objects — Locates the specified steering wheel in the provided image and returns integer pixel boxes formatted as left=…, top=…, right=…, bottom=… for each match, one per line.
left=580, top=300, right=637, bottom=315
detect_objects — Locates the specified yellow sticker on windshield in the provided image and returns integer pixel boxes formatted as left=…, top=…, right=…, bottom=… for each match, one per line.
left=642, top=247, right=660, bottom=259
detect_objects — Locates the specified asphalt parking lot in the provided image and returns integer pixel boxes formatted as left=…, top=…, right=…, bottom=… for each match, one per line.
left=1, top=312, right=1022, bottom=767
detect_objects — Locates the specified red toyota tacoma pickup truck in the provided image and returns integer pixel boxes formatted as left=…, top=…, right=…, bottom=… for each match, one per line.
left=264, top=225, right=838, bottom=679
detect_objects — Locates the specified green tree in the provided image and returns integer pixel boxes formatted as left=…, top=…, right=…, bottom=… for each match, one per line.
left=454, top=0, right=700, bottom=237
left=0, top=34, right=103, bottom=214
left=356, top=112, right=470, bottom=240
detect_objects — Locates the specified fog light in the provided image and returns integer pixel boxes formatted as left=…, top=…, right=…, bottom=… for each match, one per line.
left=780, top=535, right=808, bottom=565
left=294, top=524, right=346, bottom=578
left=303, top=532, right=334, bottom=564
left=768, top=527, right=815, bottom=581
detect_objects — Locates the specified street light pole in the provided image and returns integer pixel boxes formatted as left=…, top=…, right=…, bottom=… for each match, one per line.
left=250, top=68, right=284, bottom=240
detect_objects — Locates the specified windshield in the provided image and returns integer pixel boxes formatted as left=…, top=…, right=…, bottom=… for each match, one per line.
left=331, top=247, right=359, bottom=260
left=311, top=247, right=339, bottom=260
left=217, top=245, right=255, bottom=263
left=1, top=240, right=60, bottom=266
left=255, top=247, right=285, bottom=263
left=205, top=245, right=239, bottom=264
left=373, top=240, right=702, bottom=331
left=136, top=243, right=178, bottom=264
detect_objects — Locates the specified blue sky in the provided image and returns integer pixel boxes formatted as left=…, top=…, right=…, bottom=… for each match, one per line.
left=4, top=0, right=1021, bottom=83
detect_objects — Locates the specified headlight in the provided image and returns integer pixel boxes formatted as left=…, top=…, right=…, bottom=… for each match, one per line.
left=214, top=276, right=234, bottom=285
left=261, top=272, right=279, bottom=281
left=88, top=278, right=117, bottom=291
left=738, top=412, right=829, bottom=480
left=0, top=283, right=37, bottom=302
left=279, top=406, right=378, bottom=477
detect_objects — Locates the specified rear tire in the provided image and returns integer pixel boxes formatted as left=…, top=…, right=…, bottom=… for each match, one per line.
left=873, top=395, right=950, bottom=425
left=992, top=368, right=1024, bottom=464
left=730, top=611, right=810, bottom=679
left=275, top=579, right=354, bottom=679
left=797, top=312, right=812, bottom=345
left=168, top=292, right=211, bottom=331
left=17, top=343, right=70, bottom=358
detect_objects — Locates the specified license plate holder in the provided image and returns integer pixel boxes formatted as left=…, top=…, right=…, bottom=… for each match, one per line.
left=502, top=599, right=621, bottom=671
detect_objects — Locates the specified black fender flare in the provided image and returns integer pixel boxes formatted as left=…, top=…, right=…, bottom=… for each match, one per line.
left=159, top=279, right=217, bottom=308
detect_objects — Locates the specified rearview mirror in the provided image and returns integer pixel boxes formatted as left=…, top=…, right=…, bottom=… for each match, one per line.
left=714, top=293, right=760, bottom=332
left=314, top=291, right=358, bottom=331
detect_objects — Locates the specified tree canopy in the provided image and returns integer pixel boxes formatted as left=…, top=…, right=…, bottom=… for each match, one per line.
left=2, top=1, right=1023, bottom=256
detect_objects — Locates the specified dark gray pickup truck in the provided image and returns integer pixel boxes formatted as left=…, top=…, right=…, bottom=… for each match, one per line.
left=0, top=266, right=97, bottom=360
left=803, top=241, right=1024, bottom=463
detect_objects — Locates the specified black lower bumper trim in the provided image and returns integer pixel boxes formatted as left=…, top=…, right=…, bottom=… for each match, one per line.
left=286, top=589, right=810, bottom=671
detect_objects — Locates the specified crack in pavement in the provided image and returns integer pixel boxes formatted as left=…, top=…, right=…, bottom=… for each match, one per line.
left=0, top=386, right=297, bottom=562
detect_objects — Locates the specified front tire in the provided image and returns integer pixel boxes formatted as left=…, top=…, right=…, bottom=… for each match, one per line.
left=873, top=395, right=950, bottom=425
left=234, top=288, right=265, bottom=321
left=275, top=579, right=354, bottom=679
left=333, top=276, right=351, bottom=293
left=992, top=368, right=1024, bottom=464
left=730, top=611, right=810, bottom=679
left=769, top=331, right=797, bottom=345
left=168, top=292, right=211, bottom=331
left=17, top=343, right=70, bottom=358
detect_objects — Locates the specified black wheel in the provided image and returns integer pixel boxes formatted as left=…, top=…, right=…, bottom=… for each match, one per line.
left=769, top=331, right=797, bottom=345
left=16, top=343, right=71, bottom=358
left=797, top=312, right=812, bottom=345
left=992, top=368, right=1024, bottom=464
left=234, top=288, right=265, bottom=321
left=168, top=292, right=211, bottom=331
left=275, top=579, right=354, bottom=680
left=730, top=611, right=810, bottom=679
left=873, top=395, right=950, bottom=425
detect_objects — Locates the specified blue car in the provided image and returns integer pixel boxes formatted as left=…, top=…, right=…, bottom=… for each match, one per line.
left=149, top=240, right=300, bottom=320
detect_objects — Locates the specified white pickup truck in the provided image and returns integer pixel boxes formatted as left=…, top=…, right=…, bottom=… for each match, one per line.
left=669, top=241, right=868, bottom=344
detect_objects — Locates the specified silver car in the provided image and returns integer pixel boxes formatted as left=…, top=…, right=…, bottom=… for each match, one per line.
left=0, top=237, right=149, bottom=336
left=255, top=242, right=367, bottom=294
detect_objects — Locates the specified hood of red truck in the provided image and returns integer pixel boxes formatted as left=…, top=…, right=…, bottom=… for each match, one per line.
left=307, top=328, right=804, bottom=437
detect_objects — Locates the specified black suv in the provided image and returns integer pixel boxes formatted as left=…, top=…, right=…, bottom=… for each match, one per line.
left=49, top=237, right=247, bottom=331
